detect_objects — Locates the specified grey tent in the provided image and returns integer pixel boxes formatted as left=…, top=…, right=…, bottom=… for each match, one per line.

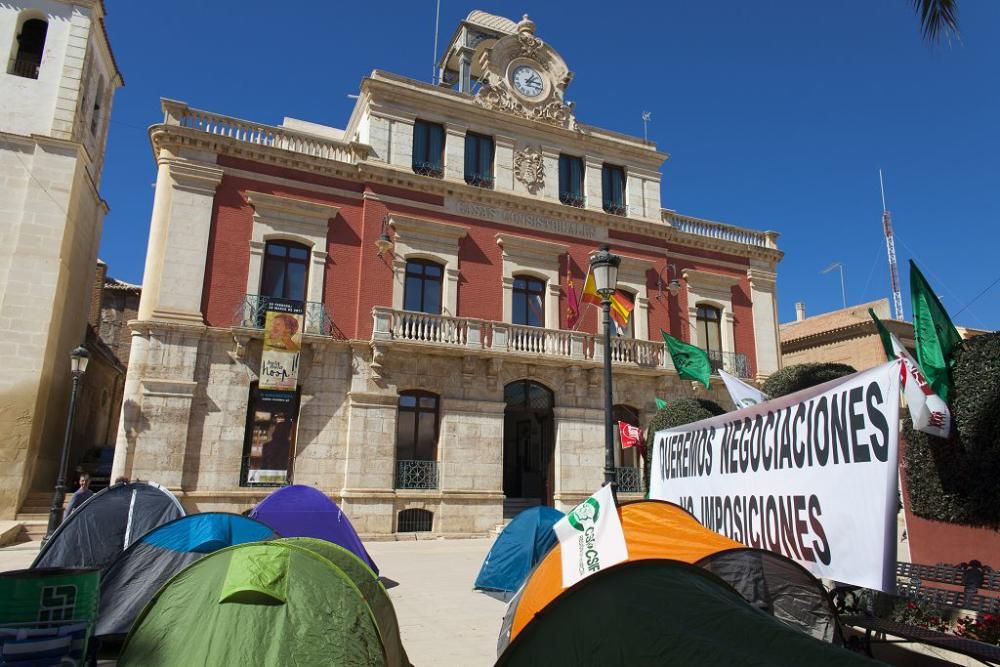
left=695, top=547, right=845, bottom=644
left=95, top=513, right=277, bottom=641
left=32, top=481, right=185, bottom=570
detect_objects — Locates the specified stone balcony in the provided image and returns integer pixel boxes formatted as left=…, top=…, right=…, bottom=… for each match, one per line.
left=371, top=307, right=752, bottom=378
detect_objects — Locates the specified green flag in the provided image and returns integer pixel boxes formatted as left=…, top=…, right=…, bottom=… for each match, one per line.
left=654, top=398, right=667, bottom=410
left=661, top=330, right=711, bottom=389
left=910, top=260, right=962, bottom=402
left=869, top=308, right=895, bottom=361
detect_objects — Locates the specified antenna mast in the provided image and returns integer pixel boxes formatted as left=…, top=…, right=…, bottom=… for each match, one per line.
left=431, top=0, right=441, bottom=84
left=880, top=169, right=904, bottom=320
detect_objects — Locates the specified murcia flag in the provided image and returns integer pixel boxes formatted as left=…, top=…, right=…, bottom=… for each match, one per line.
left=553, top=485, right=628, bottom=588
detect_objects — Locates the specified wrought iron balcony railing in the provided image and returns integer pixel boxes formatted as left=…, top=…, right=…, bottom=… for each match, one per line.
left=603, top=203, right=629, bottom=217
left=395, top=460, right=439, bottom=490
left=412, top=161, right=444, bottom=178
left=707, top=349, right=752, bottom=379
left=234, top=294, right=334, bottom=336
left=559, top=192, right=586, bottom=208
left=616, top=466, right=644, bottom=493
left=465, top=173, right=494, bottom=189
left=11, top=55, right=41, bottom=79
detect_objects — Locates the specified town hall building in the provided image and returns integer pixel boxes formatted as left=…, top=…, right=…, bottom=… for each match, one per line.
left=110, top=11, right=783, bottom=536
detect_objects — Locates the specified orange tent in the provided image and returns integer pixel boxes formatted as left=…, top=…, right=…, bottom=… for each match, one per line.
left=502, top=500, right=741, bottom=648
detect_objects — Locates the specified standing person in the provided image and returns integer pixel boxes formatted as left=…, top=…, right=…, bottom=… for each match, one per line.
left=65, top=473, right=94, bottom=515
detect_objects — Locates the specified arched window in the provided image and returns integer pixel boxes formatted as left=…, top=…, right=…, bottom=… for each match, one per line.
left=260, top=241, right=310, bottom=304
left=90, top=76, right=105, bottom=135
left=512, top=276, right=545, bottom=327
left=403, top=259, right=443, bottom=314
left=11, top=17, right=47, bottom=79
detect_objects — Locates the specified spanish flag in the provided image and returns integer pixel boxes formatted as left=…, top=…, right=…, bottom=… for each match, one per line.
left=581, top=268, right=602, bottom=307
left=609, top=290, right=634, bottom=329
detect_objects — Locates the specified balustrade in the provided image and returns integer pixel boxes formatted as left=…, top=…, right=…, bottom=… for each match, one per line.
left=665, top=211, right=772, bottom=248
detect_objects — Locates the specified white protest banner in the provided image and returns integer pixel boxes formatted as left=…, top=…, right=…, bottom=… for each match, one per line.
left=553, top=484, right=628, bottom=588
left=719, top=369, right=769, bottom=408
left=650, top=361, right=901, bottom=592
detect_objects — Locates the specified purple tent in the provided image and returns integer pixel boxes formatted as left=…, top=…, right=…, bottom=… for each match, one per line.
left=249, top=485, right=377, bottom=574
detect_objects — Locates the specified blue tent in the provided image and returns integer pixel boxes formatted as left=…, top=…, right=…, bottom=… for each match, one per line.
left=95, top=512, right=277, bottom=640
left=475, top=507, right=564, bottom=593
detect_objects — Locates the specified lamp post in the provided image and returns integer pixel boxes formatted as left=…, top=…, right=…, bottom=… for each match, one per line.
left=590, top=245, right=620, bottom=492
left=44, top=346, right=89, bottom=543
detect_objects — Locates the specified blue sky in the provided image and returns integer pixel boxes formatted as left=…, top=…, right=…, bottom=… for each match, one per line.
left=97, top=1, right=1000, bottom=330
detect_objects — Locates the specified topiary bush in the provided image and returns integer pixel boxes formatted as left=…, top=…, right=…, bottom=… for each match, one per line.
left=904, top=332, right=1000, bottom=526
left=761, top=362, right=857, bottom=398
left=643, top=397, right=725, bottom=489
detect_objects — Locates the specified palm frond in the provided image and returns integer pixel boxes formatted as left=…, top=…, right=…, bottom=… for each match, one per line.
left=912, top=0, right=959, bottom=42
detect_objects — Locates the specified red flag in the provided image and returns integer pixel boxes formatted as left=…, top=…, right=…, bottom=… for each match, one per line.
left=618, top=421, right=641, bottom=449
left=567, top=268, right=580, bottom=329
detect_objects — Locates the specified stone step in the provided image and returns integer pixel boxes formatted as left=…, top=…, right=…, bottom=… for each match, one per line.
left=15, top=513, right=48, bottom=522
left=21, top=522, right=47, bottom=541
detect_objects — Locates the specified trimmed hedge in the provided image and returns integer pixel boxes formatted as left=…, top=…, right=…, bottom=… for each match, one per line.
left=643, top=397, right=725, bottom=489
left=761, top=362, right=857, bottom=398
left=904, top=332, right=1000, bottom=526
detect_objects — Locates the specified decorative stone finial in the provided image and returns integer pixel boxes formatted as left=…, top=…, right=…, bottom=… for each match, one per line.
left=517, top=14, right=536, bottom=35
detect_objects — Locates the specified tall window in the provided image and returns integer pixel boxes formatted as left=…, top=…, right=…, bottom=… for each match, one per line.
left=395, top=391, right=439, bottom=461
left=464, top=132, right=494, bottom=187
left=559, top=154, right=584, bottom=206
left=90, top=76, right=105, bottom=135
left=403, top=259, right=443, bottom=314
left=260, top=241, right=309, bottom=303
left=602, top=163, right=626, bottom=215
left=697, top=304, right=723, bottom=372
left=241, top=383, right=300, bottom=486
left=412, top=120, right=444, bottom=177
left=512, top=276, right=545, bottom=327
left=11, top=18, right=47, bottom=79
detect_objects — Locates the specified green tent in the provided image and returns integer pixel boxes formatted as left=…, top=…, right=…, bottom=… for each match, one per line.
left=279, top=538, right=410, bottom=667
left=119, top=541, right=386, bottom=666
left=497, top=559, right=885, bottom=666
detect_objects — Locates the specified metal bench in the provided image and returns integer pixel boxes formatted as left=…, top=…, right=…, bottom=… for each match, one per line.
left=838, top=561, right=1000, bottom=665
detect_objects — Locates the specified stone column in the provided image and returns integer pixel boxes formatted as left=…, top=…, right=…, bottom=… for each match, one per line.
left=748, top=263, right=781, bottom=379
left=140, top=157, right=223, bottom=324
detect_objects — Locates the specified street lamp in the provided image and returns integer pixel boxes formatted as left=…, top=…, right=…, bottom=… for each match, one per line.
left=590, top=245, right=620, bottom=492
left=44, top=345, right=89, bottom=543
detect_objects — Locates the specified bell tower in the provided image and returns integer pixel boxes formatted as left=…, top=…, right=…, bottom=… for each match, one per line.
left=0, top=0, right=122, bottom=518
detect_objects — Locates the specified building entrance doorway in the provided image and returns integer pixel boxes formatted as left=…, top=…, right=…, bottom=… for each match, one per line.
left=503, top=380, right=554, bottom=506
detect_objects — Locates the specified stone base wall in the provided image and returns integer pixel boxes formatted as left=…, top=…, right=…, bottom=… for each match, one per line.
left=114, top=322, right=731, bottom=535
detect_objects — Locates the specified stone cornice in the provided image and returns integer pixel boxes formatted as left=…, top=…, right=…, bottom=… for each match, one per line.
left=360, top=72, right=668, bottom=168
left=147, top=125, right=782, bottom=265
left=168, top=160, right=224, bottom=193
left=495, top=232, right=568, bottom=258
left=246, top=190, right=340, bottom=224
left=389, top=214, right=468, bottom=243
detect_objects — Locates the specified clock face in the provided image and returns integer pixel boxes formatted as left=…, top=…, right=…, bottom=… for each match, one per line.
left=511, top=65, right=544, bottom=98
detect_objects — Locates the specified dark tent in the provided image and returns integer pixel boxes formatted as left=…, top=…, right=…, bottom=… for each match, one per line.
left=95, top=513, right=277, bottom=640
left=249, top=484, right=377, bottom=574
left=474, top=506, right=563, bottom=593
left=696, top=547, right=844, bottom=644
left=33, top=482, right=184, bottom=570
left=496, top=559, right=885, bottom=666
left=280, top=538, right=410, bottom=667
left=119, top=541, right=386, bottom=666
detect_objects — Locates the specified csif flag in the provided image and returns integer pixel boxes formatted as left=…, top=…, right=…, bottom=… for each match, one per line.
left=618, top=421, right=642, bottom=449
left=553, top=484, right=628, bottom=588
left=655, top=397, right=667, bottom=410
left=910, top=260, right=962, bottom=402
left=869, top=308, right=951, bottom=438
left=661, top=330, right=712, bottom=389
